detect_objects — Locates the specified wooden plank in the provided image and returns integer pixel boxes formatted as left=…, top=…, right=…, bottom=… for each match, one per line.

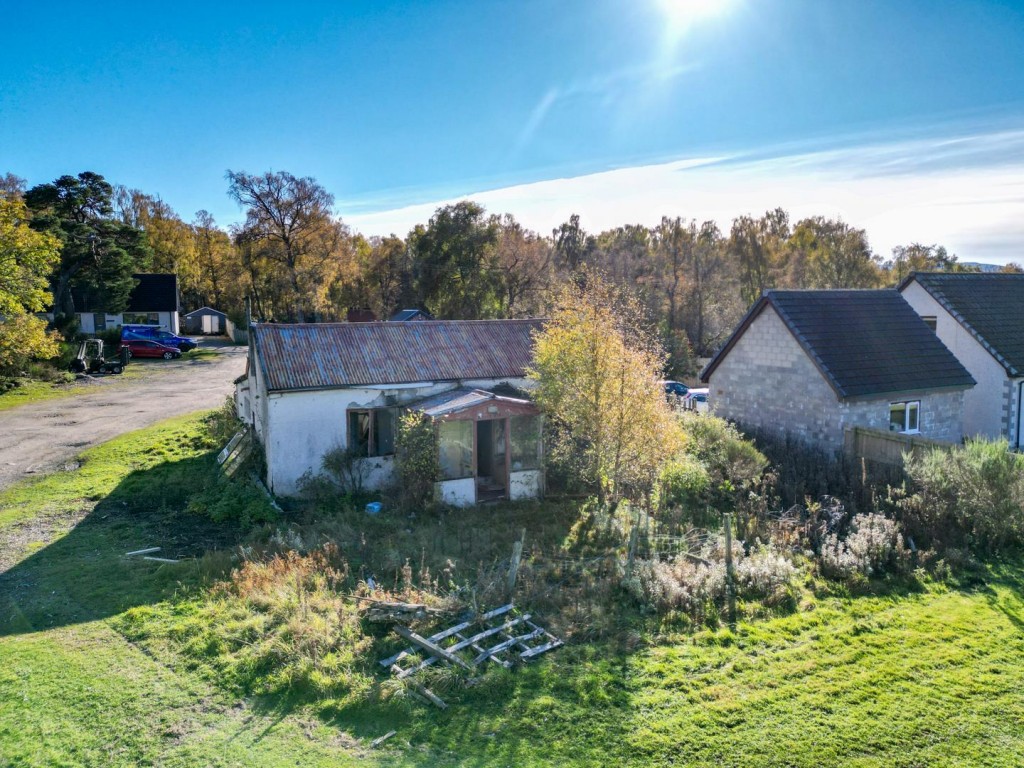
left=390, top=666, right=447, bottom=709
left=473, top=628, right=543, bottom=665
left=393, top=625, right=473, bottom=670
left=379, top=618, right=475, bottom=667
left=371, top=730, right=397, bottom=748
left=216, top=429, right=247, bottom=465
left=519, top=639, right=563, bottom=660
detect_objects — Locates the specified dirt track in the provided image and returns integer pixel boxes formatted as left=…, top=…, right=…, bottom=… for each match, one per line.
left=0, top=343, right=247, bottom=492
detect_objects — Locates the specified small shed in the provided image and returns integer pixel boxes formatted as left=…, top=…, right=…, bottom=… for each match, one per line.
left=184, top=306, right=228, bottom=335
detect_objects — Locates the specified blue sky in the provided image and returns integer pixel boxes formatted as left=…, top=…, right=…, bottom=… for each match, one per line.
left=3, top=1, right=1024, bottom=260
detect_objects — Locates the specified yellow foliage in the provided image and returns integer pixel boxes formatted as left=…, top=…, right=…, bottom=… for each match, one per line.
left=528, top=273, right=683, bottom=505
left=0, top=313, right=61, bottom=375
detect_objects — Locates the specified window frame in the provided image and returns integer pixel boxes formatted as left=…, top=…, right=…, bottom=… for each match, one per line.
left=347, top=407, right=398, bottom=457
left=889, top=400, right=921, bottom=435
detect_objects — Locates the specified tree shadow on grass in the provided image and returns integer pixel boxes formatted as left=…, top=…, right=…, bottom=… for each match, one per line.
left=0, top=454, right=246, bottom=637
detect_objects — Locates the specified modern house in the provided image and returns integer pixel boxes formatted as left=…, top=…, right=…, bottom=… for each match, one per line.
left=700, top=290, right=975, bottom=451
left=236, top=319, right=545, bottom=503
left=183, top=306, right=227, bottom=335
left=899, top=272, right=1024, bottom=449
left=72, top=273, right=180, bottom=334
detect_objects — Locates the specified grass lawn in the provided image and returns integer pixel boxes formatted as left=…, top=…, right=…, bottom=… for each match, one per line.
left=0, top=377, right=84, bottom=412
left=2, top=413, right=1023, bottom=766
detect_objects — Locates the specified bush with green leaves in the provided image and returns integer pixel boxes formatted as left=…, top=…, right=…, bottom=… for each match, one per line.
left=900, top=438, right=1024, bottom=553
left=395, top=410, right=440, bottom=511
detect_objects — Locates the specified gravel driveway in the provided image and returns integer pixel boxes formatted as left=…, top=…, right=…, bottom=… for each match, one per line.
left=0, top=343, right=247, bottom=492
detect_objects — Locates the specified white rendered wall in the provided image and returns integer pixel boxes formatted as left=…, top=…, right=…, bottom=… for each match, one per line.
left=261, top=376, right=531, bottom=496
left=437, top=478, right=476, bottom=506
left=901, top=281, right=1009, bottom=441
left=509, top=470, right=543, bottom=500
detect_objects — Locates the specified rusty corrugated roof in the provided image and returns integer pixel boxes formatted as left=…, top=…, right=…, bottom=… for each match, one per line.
left=253, top=319, right=543, bottom=392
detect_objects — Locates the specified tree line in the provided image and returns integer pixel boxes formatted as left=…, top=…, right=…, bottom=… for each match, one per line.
left=3, top=167, right=1019, bottom=377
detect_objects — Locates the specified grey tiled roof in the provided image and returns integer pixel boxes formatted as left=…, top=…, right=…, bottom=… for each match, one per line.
left=252, top=319, right=542, bottom=392
left=702, top=290, right=975, bottom=399
left=902, top=272, right=1024, bottom=376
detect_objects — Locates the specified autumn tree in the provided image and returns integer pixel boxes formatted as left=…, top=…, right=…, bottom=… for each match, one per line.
left=729, top=208, right=790, bottom=306
left=789, top=217, right=881, bottom=289
left=226, top=170, right=342, bottom=322
left=0, top=194, right=62, bottom=374
left=493, top=214, right=551, bottom=317
left=884, top=243, right=961, bottom=284
left=192, top=210, right=238, bottom=310
left=552, top=213, right=595, bottom=273
left=528, top=272, right=683, bottom=509
left=410, top=201, right=502, bottom=319
left=24, top=172, right=150, bottom=327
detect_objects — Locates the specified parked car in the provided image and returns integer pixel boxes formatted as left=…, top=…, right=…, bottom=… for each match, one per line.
left=120, top=338, right=182, bottom=360
left=121, top=326, right=198, bottom=352
left=661, top=380, right=689, bottom=399
left=682, top=387, right=709, bottom=413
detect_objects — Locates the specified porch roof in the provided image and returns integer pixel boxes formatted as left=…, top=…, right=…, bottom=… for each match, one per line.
left=410, top=388, right=539, bottom=420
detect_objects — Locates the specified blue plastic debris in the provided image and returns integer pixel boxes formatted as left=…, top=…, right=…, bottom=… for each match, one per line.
left=365, top=501, right=383, bottom=515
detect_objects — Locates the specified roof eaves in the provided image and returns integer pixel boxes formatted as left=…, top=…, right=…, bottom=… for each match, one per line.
left=905, top=274, right=1020, bottom=377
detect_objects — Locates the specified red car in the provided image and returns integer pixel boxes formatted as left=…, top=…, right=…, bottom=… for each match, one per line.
left=120, top=338, right=182, bottom=360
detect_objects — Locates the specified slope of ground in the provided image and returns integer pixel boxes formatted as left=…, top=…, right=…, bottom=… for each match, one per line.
left=0, top=341, right=245, bottom=491
left=1, top=413, right=1022, bottom=767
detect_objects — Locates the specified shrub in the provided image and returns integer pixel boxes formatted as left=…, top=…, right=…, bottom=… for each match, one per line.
left=321, top=446, right=370, bottom=494
left=748, top=427, right=901, bottom=514
left=0, top=313, right=60, bottom=377
left=900, top=439, right=1024, bottom=553
left=819, top=513, right=908, bottom=580
left=394, top=410, right=440, bottom=511
left=624, top=537, right=797, bottom=620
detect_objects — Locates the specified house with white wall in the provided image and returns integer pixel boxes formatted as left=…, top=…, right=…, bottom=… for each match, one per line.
left=72, top=273, right=180, bottom=335
left=900, top=272, right=1024, bottom=449
left=701, top=290, right=975, bottom=452
left=236, top=319, right=545, bottom=504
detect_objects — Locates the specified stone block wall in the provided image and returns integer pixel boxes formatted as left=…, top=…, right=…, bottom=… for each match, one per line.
left=708, top=306, right=966, bottom=451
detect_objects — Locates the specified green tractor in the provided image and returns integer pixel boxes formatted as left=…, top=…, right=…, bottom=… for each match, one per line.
left=69, top=339, right=129, bottom=375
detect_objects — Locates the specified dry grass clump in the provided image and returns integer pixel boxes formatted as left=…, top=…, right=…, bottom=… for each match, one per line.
left=623, top=537, right=799, bottom=622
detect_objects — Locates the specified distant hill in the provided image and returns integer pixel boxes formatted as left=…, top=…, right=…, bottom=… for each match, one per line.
left=959, top=261, right=1004, bottom=273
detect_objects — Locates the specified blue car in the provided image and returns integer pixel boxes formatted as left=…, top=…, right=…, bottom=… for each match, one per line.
left=661, top=380, right=689, bottom=399
left=121, top=326, right=199, bottom=352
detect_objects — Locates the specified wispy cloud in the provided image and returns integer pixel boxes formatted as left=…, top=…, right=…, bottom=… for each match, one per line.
left=513, top=63, right=697, bottom=154
left=346, top=129, right=1024, bottom=264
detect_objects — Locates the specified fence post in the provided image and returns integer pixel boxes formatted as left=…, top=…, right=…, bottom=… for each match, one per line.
left=506, top=528, right=525, bottom=596
left=724, top=512, right=737, bottom=631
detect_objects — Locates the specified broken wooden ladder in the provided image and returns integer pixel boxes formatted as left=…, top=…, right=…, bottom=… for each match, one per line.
left=379, top=603, right=562, bottom=708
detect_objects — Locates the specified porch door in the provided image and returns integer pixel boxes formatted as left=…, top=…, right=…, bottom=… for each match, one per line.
left=475, top=419, right=508, bottom=500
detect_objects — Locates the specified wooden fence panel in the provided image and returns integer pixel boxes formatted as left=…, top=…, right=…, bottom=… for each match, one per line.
left=844, top=427, right=950, bottom=466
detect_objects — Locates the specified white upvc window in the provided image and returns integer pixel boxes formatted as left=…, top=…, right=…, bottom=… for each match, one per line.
left=889, top=400, right=920, bottom=434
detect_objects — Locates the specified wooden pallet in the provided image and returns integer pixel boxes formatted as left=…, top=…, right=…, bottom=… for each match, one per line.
left=217, top=428, right=252, bottom=477
left=379, top=603, right=562, bottom=707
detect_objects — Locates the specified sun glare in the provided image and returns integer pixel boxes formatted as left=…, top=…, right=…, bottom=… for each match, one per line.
left=658, top=0, right=730, bottom=35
